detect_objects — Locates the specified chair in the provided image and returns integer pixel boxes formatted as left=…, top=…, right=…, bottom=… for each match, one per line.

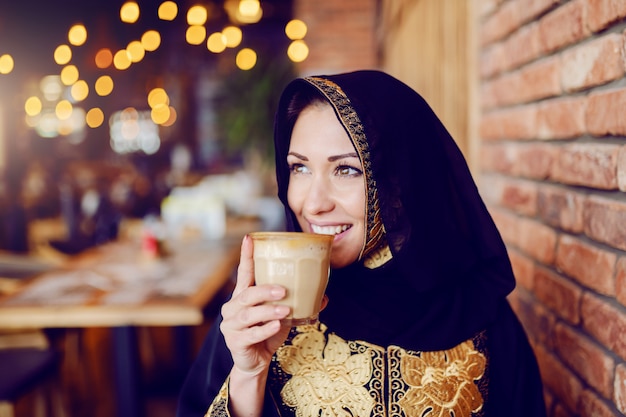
left=0, top=347, right=65, bottom=417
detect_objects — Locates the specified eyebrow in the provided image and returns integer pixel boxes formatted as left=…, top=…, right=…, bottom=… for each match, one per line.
left=287, top=151, right=359, bottom=162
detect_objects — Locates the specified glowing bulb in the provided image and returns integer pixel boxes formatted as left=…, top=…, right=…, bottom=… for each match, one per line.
left=187, top=5, right=208, bottom=25
left=95, top=48, right=113, bottom=68
left=148, top=88, right=169, bottom=108
left=24, top=96, right=42, bottom=116
left=60, top=65, right=79, bottom=85
left=113, top=50, right=132, bottom=70
left=71, top=80, right=89, bottom=101
left=186, top=25, right=206, bottom=45
left=287, top=40, right=309, bottom=63
left=158, top=1, right=178, bottom=20
left=0, top=54, right=14, bottom=74
left=285, top=19, right=307, bottom=40
left=86, top=108, right=105, bottom=128
left=207, top=33, right=226, bottom=53
left=142, top=30, right=161, bottom=51
left=56, top=100, right=73, bottom=120
left=127, top=40, right=145, bottom=62
left=54, top=45, right=72, bottom=65
left=222, top=26, right=242, bottom=48
left=95, top=75, right=114, bottom=96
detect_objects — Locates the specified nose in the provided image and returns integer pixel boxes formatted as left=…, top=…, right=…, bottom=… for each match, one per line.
left=302, top=173, right=335, bottom=215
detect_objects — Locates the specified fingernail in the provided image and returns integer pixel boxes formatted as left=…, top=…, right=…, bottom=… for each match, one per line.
left=275, top=305, right=290, bottom=316
left=270, top=286, right=285, bottom=299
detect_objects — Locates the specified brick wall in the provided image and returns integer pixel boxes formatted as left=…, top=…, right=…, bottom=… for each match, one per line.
left=478, top=0, right=626, bottom=416
left=292, top=0, right=378, bottom=76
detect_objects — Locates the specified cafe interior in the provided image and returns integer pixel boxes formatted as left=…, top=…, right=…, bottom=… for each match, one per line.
left=0, top=0, right=303, bottom=416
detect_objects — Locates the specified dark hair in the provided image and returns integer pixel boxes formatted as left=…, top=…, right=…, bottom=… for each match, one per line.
left=285, top=85, right=329, bottom=131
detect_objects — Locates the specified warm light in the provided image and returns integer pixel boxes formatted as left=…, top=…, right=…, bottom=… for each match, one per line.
left=120, top=2, right=140, bottom=23
left=68, top=24, right=87, bottom=46
left=285, top=19, right=307, bottom=40
left=287, top=40, right=309, bottom=63
left=54, top=45, right=72, bottom=65
left=239, top=0, right=259, bottom=17
left=56, top=100, right=73, bottom=120
left=236, top=48, right=256, bottom=70
left=151, top=104, right=170, bottom=125
left=40, top=76, right=63, bottom=101
left=222, top=26, right=242, bottom=47
left=127, top=40, right=145, bottom=62
left=113, top=49, right=132, bottom=70
left=237, top=0, right=262, bottom=23
left=0, top=54, right=14, bottom=74
left=71, top=80, right=89, bottom=101
left=186, top=25, right=206, bottom=45
left=142, top=30, right=161, bottom=51
left=95, top=48, right=113, bottom=68
left=24, top=96, right=42, bottom=116
left=95, top=75, right=114, bottom=96
left=207, top=32, right=226, bottom=53
left=60, top=65, right=79, bottom=85
left=86, top=108, right=105, bottom=128
left=162, top=106, right=177, bottom=127
left=148, top=87, right=169, bottom=108
left=187, top=5, right=208, bottom=25
left=158, top=1, right=178, bottom=20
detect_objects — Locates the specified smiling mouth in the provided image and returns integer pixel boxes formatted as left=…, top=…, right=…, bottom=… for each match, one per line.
left=311, top=224, right=351, bottom=235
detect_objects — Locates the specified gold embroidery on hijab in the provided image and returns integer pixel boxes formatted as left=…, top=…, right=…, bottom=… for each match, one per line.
left=304, top=77, right=391, bottom=268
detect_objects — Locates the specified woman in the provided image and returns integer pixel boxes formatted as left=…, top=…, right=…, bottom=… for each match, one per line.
left=177, top=70, right=547, bottom=417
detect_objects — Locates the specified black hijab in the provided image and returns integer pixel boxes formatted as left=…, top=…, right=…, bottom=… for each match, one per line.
left=273, top=70, right=516, bottom=352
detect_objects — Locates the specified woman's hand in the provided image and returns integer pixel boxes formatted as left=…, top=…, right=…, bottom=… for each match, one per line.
left=220, top=235, right=291, bottom=377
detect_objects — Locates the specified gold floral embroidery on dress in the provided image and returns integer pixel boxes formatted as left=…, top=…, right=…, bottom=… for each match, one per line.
left=275, top=324, right=379, bottom=417
left=304, top=76, right=391, bottom=269
left=393, top=340, right=486, bottom=417
left=205, top=377, right=231, bottom=417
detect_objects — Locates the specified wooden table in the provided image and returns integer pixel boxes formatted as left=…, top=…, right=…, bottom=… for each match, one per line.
left=0, top=218, right=258, bottom=417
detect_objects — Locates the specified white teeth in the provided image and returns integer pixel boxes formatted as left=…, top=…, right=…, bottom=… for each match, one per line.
left=311, top=224, right=350, bottom=235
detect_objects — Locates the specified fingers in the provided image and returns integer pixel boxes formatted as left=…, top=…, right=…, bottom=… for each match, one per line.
left=221, top=285, right=288, bottom=324
left=232, top=235, right=254, bottom=297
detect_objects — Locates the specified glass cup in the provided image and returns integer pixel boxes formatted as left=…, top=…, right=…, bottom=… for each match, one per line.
left=249, top=231, right=333, bottom=326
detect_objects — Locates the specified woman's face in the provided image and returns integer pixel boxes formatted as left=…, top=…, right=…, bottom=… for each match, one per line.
left=287, top=102, right=366, bottom=268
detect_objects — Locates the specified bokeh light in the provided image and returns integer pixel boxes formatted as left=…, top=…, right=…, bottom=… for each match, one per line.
left=0, top=54, right=15, bottom=74
left=68, top=24, right=87, bottom=46
left=287, top=40, right=309, bottom=62
left=148, top=87, right=169, bottom=108
left=285, top=19, right=307, bottom=40
left=56, top=100, right=73, bottom=120
left=236, top=48, right=257, bottom=70
left=187, top=5, right=208, bottom=25
left=120, top=2, right=140, bottom=23
left=60, top=65, right=79, bottom=85
left=54, top=45, right=72, bottom=65
left=70, top=80, right=89, bottom=101
left=222, top=26, right=242, bottom=48
left=207, top=33, right=227, bottom=53
left=141, top=30, right=161, bottom=52
left=113, top=49, right=132, bottom=70
left=86, top=108, right=105, bottom=128
left=127, top=40, right=145, bottom=63
left=95, top=75, right=114, bottom=96
left=95, top=48, right=113, bottom=68
left=24, top=96, right=42, bottom=117
left=186, top=25, right=206, bottom=45
left=158, top=1, right=178, bottom=21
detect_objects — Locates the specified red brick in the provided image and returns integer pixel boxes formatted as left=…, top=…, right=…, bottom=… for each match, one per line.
left=503, top=22, right=542, bottom=71
left=616, top=363, right=626, bottom=414
left=501, top=179, right=538, bottom=216
left=479, top=0, right=501, bottom=18
left=480, top=0, right=521, bottom=45
left=586, top=87, right=626, bottom=136
left=579, top=390, right=617, bottom=417
left=518, top=56, right=562, bottom=103
left=517, top=217, right=558, bottom=264
left=479, top=143, right=514, bottom=174
left=481, top=105, right=537, bottom=141
left=520, top=0, right=562, bottom=24
left=618, top=145, right=626, bottom=192
left=586, top=0, right=626, bottom=32
left=489, top=206, right=521, bottom=248
left=480, top=73, right=523, bottom=108
left=583, top=196, right=626, bottom=252
left=534, top=345, right=583, bottom=413
left=551, top=143, right=620, bottom=190
left=561, top=33, right=625, bottom=92
left=511, top=287, right=556, bottom=349
left=509, top=248, right=535, bottom=290
left=536, top=185, right=585, bottom=233
left=513, top=143, right=556, bottom=180
left=581, top=292, right=626, bottom=361
left=480, top=43, right=507, bottom=79
left=538, top=0, right=588, bottom=53
left=534, top=266, right=582, bottom=324
left=554, top=404, right=574, bottom=417
left=554, top=323, right=614, bottom=398
left=555, top=235, right=617, bottom=296
left=536, top=97, right=587, bottom=140
left=617, top=257, right=626, bottom=307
